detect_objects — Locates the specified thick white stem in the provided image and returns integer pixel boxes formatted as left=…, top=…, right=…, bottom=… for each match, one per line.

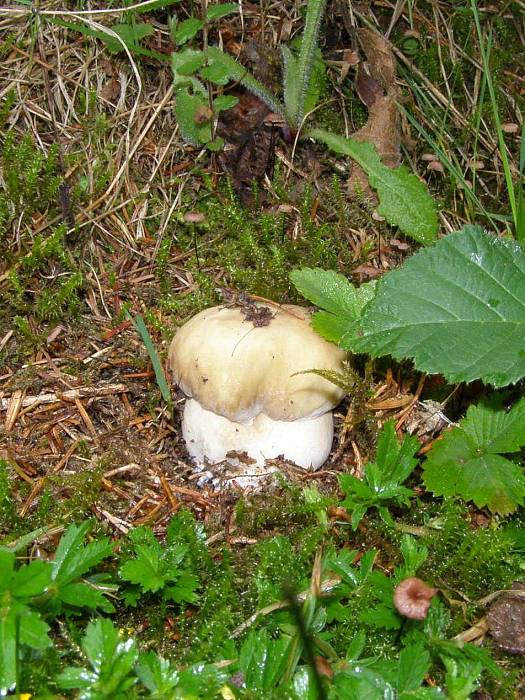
left=182, top=398, right=334, bottom=470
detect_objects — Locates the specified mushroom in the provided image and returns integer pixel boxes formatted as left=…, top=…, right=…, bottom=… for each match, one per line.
left=393, top=577, right=438, bottom=620
left=168, top=303, right=347, bottom=485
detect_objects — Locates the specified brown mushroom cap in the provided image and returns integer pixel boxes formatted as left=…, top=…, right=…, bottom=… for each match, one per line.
left=393, top=577, right=438, bottom=620
left=168, top=304, right=347, bottom=423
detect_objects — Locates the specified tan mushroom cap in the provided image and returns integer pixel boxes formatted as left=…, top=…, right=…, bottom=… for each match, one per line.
left=168, top=304, right=347, bottom=423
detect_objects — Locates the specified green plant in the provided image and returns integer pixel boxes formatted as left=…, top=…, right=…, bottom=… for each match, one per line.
left=293, top=226, right=525, bottom=386
left=339, top=420, right=420, bottom=529
left=292, top=224, right=525, bottom=519
left=307, top=130, right=439, bottom=244
left=470, top=0, right=524, bottom=243
left=129, top=313, right=172, bottom=410
left=51, top=0, right=184, bottom=62
left=119, top=524, right=199, bottom=606
left=0, top=521, right=115, bottom=692
left=423, top=395, right=525, bottom=515
left=56, top=617, right=140, bottom=699
left=170, top=1, right=437, bottom=243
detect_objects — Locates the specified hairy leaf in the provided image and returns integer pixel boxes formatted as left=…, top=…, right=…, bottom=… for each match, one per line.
left=206, top=47, right=284, bottom=114
left=174, top=91, right=211, bottom=146
left=173, top=18, right=204, bottom=45
left=423, top=397, right=525, bottom=514
left=307, top=129, right=438, bottom=244
left=206, top=3, right=238, bottom=21
left=284, top=0, right=327, bottom=128
left=354, top=226, right=525, bottom=386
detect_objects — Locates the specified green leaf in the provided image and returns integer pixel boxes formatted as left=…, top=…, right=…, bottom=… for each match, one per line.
left=206, top=3, right=238, bottom=21
left=284, top=0, right=327, bottom=129
left=206, top=47, right=284, bottom=115
left=13, top=559, right=52, bottom=598
left=17, top=606, right=51, bottom=649
left=423, top=398, right=525, bottom=514
left=307, top=129, right=438, bottom=244
left=52, top=521, right=113, bottom=586
left=172, top=49, right=206, bottom=93
left=58, top=618, right=138, bottom=696
left=213, top=94, right=239, bottom=112
left=136, top=650, right=180, bottom=696
left=134, top=0, right=182, bottom=11
left=339, top=421, right=419, bottom=529
left=120, top=545, right=166, bottom=593
left=174, top=17, right=204, bottom=45
left=201, top=61, right=231, bottom=85
left=104, top=22, right=155, bottom=54
left=354, top=226, right=525, bottom=386
left=239, top=629, right=291, bottom=690
left=58, top=582, right=115, bottom=613
left=174, top=90, right=211, bottom=146
left=0, top=548, right=15, bottom=588
left=290, top=267, right=376, bottom=348
left=397, top=644, right=430, bottom=691
left=130, top=314, right=172, bottom=408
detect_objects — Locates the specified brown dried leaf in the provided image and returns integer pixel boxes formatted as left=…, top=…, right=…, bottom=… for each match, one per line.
left=487, top=582, right=525, bottom=655
left=358, top=28, right=396, bottom=92
left=348, top=30, right=401, bottom=202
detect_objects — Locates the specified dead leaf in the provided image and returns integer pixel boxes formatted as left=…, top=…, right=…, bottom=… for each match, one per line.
left=487, top=582, right=525, bottom=655
left=348, top=30, right=401, bottom=202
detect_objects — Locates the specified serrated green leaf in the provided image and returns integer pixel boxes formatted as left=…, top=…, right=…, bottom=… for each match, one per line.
left=424, top=429, right=525, bottom=514
left=339, top=421, right=418, bottom=529
left=13, top=559, right=52, bottom=597
left=52, top=522, right=113, bottom=586
left=165, top=572, right=199, bottom=604
left=307, top=129, right=438, bottom=244
left=206, top=3, right=238, bottom=21
left=290, top=267, right=376, bottom=349
left=58, top=618, right=138, bottom=696
left=59, top=582, right=115, bottom=613
left=397, top=643, right=430, bottom=691
left=354, top=226, right=525, bottom=386
left=120, top=547, right=165, bottom=593
left=462, top=396, right=525, bottom=453
left=423, top=397, right=525, bottom=513
left=174, top=17, right=204, bottom=45
left=17, top=606, right=51, bottom=649
left=136, top=650, right=179, bottom=695
left=239, top=629, right=291, bottom=690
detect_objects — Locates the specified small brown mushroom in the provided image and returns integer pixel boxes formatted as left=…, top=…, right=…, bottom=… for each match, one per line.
left=393, top=577, right=438, bottom=620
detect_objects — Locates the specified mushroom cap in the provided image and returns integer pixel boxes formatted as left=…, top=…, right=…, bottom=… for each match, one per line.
left=169, top=304, right=347, bottom=423
left=182, top=397, right=334, bottom=470
left=393, top=577, right=438, bottom=620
